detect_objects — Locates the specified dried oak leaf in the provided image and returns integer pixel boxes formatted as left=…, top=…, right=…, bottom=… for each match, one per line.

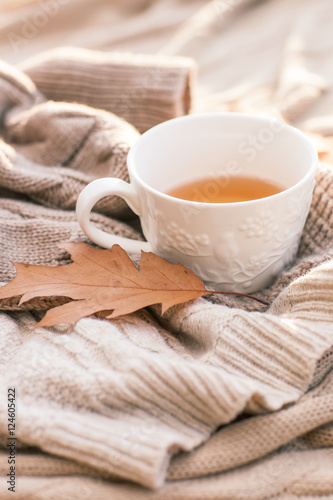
left=0, top=242, right=213, bottom=328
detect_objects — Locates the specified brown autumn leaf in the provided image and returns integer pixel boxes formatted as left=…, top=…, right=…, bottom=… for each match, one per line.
left=0, top=242, right=268, bottom=328
left=0, top=242, right=213, bottom=327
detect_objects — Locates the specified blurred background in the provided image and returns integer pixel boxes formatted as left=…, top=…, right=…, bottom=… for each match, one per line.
left=0, top=0, right=333, bottom=141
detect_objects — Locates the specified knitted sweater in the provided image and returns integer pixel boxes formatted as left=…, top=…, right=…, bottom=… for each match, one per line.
left=0, top=47, right=332, bottom=500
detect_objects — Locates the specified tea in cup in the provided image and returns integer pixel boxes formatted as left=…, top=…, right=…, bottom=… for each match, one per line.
left=166, top=174, right=285, bottom=203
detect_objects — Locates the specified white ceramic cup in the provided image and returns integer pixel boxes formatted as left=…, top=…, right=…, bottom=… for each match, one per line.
left=76, top=112, right=318, bottom=293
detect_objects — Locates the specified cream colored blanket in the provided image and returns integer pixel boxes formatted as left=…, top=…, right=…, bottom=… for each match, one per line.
left=0, top=1, right=333, bottom=499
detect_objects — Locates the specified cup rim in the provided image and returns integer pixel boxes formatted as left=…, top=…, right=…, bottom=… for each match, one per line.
left=127, top=112, right=318, bottom=207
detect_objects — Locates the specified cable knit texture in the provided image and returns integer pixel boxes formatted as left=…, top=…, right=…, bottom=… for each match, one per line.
left=0, top=37, right=332, bottom=500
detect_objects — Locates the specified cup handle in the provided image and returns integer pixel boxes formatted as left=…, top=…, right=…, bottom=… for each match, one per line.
left=76, top=178, right=151, bottom=253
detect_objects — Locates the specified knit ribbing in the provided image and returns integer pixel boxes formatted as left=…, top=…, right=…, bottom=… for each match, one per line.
left=20, top=47, right=195, bottom=133
left=0, top=449, right=332, bottom=500
left=168, top=394, right=333, bottom=480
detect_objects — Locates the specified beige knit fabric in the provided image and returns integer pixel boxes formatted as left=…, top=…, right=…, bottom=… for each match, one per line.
left=0, top=29, right=333, bottom=500
left=20, top=47, right=195, bottom=133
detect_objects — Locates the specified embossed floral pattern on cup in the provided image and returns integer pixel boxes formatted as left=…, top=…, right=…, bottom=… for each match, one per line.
left=284, top=185, right=313, bottom=225
left=285, top=197, right=302, bottom=224
left=239, top=210, right=278, bottom=242
left=159, top=221, right=210, bottom=255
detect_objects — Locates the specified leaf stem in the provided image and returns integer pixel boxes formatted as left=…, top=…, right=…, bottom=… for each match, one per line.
left=208, top=291, right=269, bottom=306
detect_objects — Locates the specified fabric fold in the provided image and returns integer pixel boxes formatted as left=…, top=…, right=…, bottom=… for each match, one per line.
left=20, top=46, right=196, bottom=133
